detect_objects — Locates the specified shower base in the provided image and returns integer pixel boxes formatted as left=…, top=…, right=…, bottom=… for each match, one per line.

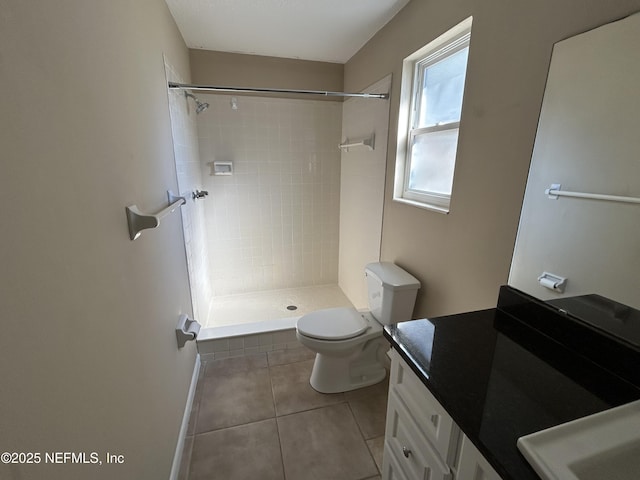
left=205, top=284, right=353, bottom=328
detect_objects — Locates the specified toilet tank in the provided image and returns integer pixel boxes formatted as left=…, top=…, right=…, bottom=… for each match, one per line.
left=365, top=262, right=420, bottom=325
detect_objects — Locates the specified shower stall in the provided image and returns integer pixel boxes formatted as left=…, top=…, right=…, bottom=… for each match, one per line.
left=196, top=93, right=352, bottom=327
left=165, top=66, right=390, bottom=336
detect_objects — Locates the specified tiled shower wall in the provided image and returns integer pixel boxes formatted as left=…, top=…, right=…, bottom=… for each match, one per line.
left=165, top=60, right=213, bottom=321
left=197, top=95, right=342, bottom=296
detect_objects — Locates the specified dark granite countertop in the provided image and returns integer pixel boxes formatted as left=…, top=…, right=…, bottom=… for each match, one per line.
left=383, top=286, right=640, bottom=480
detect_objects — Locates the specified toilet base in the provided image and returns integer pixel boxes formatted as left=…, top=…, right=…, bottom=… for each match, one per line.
left=308, top=339, right=387, bottom=394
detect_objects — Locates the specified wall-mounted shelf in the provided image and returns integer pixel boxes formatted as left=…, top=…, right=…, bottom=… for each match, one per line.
left=339, top=134, right=375, bottom=152
left=209, top=161, right=233, bottom=176
left=126, top=190, right=186, bottom=240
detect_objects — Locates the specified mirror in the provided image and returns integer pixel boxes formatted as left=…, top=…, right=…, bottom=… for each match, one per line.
left=509, top=12, right=640, bottom=319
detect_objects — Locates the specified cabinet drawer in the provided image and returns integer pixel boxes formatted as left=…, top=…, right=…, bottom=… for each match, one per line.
left=389, top=350, right=458, bottom=463
left=382, top=444, right=411, bottom=480
left=385, top=389, right=452, bottom=480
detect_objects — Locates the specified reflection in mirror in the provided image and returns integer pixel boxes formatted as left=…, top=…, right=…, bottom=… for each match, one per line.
left=508, top=12, right=640, bottom=327
left=548, top=295, right=640, bottom=349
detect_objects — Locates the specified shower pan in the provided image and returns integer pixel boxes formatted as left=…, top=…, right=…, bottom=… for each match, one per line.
left=208, top=284, right=353, bottom=328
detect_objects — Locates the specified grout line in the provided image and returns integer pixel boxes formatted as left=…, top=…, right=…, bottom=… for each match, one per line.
left=346, top=397, right=384, bottom=477
left=346, top=400, right=368, bottom=440
left=269, top=359, right=288, bottom=480
left=266, top=348, right=315, bottom=368
left=274, top=400, right=350, bottom=421
left=192, top=414, right=277, bottom=438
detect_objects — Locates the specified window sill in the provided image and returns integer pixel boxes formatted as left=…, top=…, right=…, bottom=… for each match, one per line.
left=393, top=196, right=450, bottom=214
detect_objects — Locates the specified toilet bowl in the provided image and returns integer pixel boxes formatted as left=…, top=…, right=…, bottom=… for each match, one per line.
left=296, top=262, right=420, bottom=393
left=296, top=308, right=386, bottom=393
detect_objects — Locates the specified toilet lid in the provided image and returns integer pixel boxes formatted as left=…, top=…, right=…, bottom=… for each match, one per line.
left=297, top=307, right=369, bottom=340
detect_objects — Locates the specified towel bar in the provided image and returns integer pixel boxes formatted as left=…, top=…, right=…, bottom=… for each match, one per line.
left=339, top=135, right=375, bottom=151
left=126, top=190, right=186, bottom=240
left=545, top=184, right=640, bottom=205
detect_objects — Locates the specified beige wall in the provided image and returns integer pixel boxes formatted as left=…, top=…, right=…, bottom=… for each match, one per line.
left=0, top=1, right=195, bottom=479
left=338, top=76, right=392, bottom=309
left=345, top=0, right=640, bottom=318
left=190, top=49, right=344, bottom=94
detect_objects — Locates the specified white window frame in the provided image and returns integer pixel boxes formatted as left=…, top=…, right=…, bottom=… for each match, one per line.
left=394, top=17, right=472, bottom=214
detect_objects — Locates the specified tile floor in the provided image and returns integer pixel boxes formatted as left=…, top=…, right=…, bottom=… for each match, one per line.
left=179, top=347, right=387, bottom=480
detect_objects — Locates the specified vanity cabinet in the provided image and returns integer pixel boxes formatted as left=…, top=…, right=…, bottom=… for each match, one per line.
left=383, top=350, right=502, bottom=480
left=456, top=435, right=502, bottom=480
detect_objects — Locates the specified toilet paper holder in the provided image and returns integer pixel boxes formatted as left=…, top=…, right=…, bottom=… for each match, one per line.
left=176, top=314, right=201, bottom=348
left=538, top=272, right=567, bottom=293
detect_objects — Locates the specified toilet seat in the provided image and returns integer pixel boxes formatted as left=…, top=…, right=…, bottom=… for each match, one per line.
left=296, top=307, right=368, bottom=341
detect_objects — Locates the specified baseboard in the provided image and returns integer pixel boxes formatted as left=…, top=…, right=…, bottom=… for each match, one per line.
left=169, top=354, right=201, bottom=480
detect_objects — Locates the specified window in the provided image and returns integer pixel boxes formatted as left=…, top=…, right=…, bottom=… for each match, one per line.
left=394, top=18, right=472, bottom=213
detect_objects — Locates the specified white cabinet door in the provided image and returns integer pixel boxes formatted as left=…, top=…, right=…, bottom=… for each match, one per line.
left=384, top=390, right=452, bottom=480
left=389, top=350, right=458, bottom=463
left=385, top=350, right=503, bottom=480
left=456, top=435, right=502, bottom=480
left=382, top=444, right=411, bottom=480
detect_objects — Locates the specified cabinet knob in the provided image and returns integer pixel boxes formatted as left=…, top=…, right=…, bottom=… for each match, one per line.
left=402, top=446, right=412, bottom=458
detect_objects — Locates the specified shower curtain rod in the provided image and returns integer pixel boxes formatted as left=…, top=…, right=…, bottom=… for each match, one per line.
left=168, top=82, right=389, bottom=100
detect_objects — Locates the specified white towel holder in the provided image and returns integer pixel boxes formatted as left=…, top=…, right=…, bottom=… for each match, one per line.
left=545, top=183, right=640, bottom=205
left=339, top=134, right=375, bottom=152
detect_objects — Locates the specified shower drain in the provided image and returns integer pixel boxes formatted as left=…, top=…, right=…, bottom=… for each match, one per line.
left=286, top=305, right=298, bottom=311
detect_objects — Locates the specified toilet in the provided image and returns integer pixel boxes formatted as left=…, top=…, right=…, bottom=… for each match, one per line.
left=296, top=262, right=420, bottom=393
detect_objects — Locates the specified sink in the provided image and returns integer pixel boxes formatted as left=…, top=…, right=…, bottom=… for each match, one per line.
left=517, top=399, right=640, bottom=480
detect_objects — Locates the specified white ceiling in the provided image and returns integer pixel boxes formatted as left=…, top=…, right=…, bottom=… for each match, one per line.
left=165, top=0, right=410, bottom=64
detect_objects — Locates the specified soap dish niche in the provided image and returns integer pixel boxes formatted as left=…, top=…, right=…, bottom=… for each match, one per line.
left=209, top=161, right=233, bottom=176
